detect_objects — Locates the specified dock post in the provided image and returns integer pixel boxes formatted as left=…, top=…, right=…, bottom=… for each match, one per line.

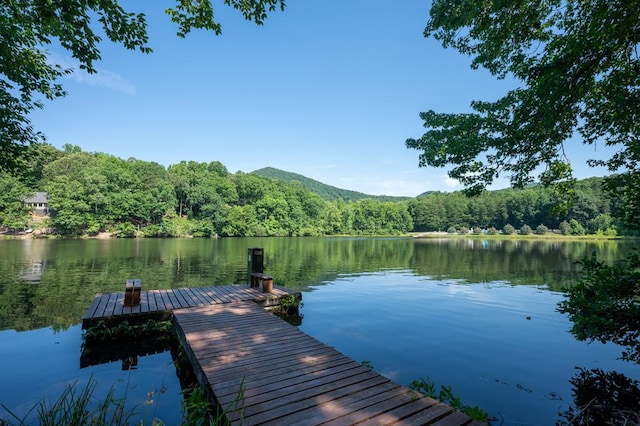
left=262, top=277, right=273, bottom=293
left=247, top=247, right=264, bottom=285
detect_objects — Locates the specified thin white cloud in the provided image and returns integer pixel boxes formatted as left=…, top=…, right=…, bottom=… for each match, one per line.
left=47, top=52, right=135, bottom=95
left=333, top=175, right=429, bottom=197
left=443, top=175, right=460, bottom=188
left=71, top=68, right=135, bottom=95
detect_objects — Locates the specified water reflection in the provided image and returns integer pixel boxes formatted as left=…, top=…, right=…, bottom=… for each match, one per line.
left=1, top=237, right=638, bottom=425
left=558, top=368, right=640, bottom=425
left=298, top=271, right=640, bottom=425
left=0, top=237, right=636, bottom=331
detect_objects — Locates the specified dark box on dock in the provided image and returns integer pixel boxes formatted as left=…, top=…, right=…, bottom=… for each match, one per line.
left=124, top=278, right=141, bottom=306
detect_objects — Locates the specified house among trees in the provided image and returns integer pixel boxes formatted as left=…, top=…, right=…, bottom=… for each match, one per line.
left=23, top=192, right=50, bottom=216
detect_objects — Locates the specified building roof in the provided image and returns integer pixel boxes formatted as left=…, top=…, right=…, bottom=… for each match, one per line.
left=23, top=192, right=49, bottom=204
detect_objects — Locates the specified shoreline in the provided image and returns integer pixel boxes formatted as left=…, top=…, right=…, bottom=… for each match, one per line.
left=410, top=231, right=630, bottom=241
left=1, top=231, right=634, bottom=241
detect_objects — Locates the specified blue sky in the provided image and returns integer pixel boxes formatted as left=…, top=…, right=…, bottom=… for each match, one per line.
left=31, top=0, right=614, bottom=196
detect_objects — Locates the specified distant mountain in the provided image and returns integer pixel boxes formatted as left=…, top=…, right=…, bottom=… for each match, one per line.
left=251, top=167, right=412, bottom=202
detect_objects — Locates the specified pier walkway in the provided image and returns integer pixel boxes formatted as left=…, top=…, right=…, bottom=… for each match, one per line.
left=174, top=302, right=478, bottom=425
left=82, top=286, right=479, bottom=425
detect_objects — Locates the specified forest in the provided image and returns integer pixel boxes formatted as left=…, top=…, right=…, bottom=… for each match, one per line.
left=0, top=144, right=627, bottom=238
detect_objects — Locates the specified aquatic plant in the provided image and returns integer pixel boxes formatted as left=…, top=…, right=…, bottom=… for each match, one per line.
left=0, top=374, right=246, bottom=426
left=181, top=379, right=245, bottom=426
left=83, top=319, right=173, bottom=345
left=409, top=377, right=490, bottom=423
left=0, top=377, right=135, bottom=426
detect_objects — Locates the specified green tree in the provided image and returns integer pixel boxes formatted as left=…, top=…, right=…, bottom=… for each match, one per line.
left=1, top=0, right=285, bottom=174
left=587, top=213, right=616, bottom=235
left=232, top=172, right=267, bottom=206
left=569, top=219, right=586, bottom=236
left=406, top=0, right=639, bottom=215
left=44, top=152, right=99, bottom=235
left=20, top=143, right=64, bottom=189
left=559, top=220, right=572, bottom=235
left=129, top=159, right=175, bottom=225
left=46, top=176, right=94, bottom=235
left=323, top=202, right=345, bottom=235
left=168, top=161, right=235, bottom=231
left=535, top=224, right=549, bottom=235
left=409, top=195, right=446, bottom=231
left=0, top=173, right=31, bottom=231
left=221, top=205, right=259, bottom=236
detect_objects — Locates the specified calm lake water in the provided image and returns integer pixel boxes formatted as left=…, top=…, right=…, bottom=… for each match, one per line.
left=0, top=237, right=638, bottom=425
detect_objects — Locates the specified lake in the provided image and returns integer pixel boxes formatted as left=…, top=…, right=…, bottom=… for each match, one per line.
left=0, top=237, right=638, bottom=425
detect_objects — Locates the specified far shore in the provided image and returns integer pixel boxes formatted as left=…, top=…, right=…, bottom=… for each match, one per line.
left=1, top=230, right=635, bottom=241
left=410, top=231, right=631, bottom=241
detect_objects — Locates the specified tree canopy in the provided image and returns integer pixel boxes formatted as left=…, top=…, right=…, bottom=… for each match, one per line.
left=0, top=144, right=628, bottom=238
left=407, top=0, right=640, bottom=199
left=0, top=0, right=285, bottom=174
left=406, top=0, right=640, bottom=368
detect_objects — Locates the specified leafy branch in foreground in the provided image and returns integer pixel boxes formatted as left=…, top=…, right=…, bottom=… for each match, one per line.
left=1, top=0, right=285, bottom=174
left=558, top=251, right=640, bottom=363
left=407, top=0, right=640, bottom=221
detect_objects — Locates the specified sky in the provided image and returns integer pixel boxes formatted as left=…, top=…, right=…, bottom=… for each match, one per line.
left=30, top=0, right=615, bottom=197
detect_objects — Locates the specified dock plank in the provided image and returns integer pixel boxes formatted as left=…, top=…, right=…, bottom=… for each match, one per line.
left=147, top=290, right=158, bottom=312
left=81, top=293, right=103, bottom=321
left=171, top=287, right=190, bottom=308
left=198, top=286, right=225, bottom=304
left=165, top=288, right=183, bottom=309
left=113, top=292, right=126, bottom=316
left=151, top=290, right=165, bottom=311
left=164, top=289, right=179, bottom=310
left=182, top=287, right=210, bottom=307
left=173, top=302, right=477, bottom=426
left=103, top=292, right=119, bottom=318
left=285, top=382, right=414, bottom=426
left=139, top=292, right=150, bottom=313
left=93, top=294, right=110, bottom=319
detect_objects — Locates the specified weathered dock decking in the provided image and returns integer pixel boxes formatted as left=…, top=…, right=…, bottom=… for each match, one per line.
left=174, top=302, right=478, bottom=425
left=82, top=284, right=299, bottom=329
left=82, top=286, right=479, bottom=425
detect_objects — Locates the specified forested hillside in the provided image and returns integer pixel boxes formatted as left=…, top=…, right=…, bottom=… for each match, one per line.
left=0, top=144, right=626, bottom=237
left=409, top=178, right=620, bottom=236
left=252, top=167, right=411, bottom=202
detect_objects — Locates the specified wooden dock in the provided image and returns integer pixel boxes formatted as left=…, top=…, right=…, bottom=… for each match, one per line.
left=174, top=302, right=478, bottom=425
left=82, top=284, right=299, bottom=329
left=82, top=285, right=479, bottom=425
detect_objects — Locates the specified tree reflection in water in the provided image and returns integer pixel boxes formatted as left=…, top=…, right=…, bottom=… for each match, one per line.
left=558, top=367, right=640, bottom=425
